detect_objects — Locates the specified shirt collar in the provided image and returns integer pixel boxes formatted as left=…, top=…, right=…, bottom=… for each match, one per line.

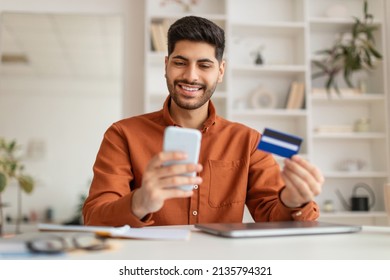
left=162, top=96, right=217, bottom=131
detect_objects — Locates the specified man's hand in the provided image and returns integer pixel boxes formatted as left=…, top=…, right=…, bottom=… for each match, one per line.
left=280, top=155, right=324, bottom=208
left=131, top=151, right=203, bottom=220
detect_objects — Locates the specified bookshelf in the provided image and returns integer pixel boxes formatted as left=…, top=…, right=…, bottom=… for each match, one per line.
left=144, top=0, right=390, bottom=225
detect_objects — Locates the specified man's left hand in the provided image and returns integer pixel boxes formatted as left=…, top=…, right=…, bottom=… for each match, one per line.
left=280, top=155, right=324, bottom=208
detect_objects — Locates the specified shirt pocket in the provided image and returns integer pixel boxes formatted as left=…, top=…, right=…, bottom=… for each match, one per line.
left=208, top=159, right=247, bottom=208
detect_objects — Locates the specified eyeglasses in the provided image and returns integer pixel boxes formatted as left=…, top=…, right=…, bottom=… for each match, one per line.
left=26, top=234, right=109, bottom=254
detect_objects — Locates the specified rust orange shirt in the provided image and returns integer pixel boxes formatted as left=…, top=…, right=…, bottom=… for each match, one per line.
left=83, top=97, right=319, bottom=227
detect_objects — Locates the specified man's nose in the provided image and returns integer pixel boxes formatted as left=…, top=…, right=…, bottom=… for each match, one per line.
left=182, top=64, right=199, bottom=82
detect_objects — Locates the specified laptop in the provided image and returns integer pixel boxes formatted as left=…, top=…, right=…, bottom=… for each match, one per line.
left=195, top=221, right=362, bottom=238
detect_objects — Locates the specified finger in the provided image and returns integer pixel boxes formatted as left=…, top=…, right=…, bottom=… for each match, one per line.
left=142, top=151, right=191, bottom=183
left=148, top=151, right=188, bottom=169
left=158, top=174, right=202, bottom=189
left=290, top=156, right=325, bottom=184
left=157, top=163, right=203, bottom=178
left=283, top=158, right=322, bottom=195
left=281, top=173, right=307, bottom=203
left=282, top=170, right=314, bottom=202
left=160, top=188, right=194, bottom=201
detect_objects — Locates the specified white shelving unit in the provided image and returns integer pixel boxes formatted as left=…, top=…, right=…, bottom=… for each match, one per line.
left=144, top=0, right=389, bottom=225
left=307, top=0, right=389, bottom=226
left=318, top=211, right=388, bottom=226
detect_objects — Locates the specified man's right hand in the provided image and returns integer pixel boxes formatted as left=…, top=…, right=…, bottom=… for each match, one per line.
left=131, top=151, right=203, bottom=220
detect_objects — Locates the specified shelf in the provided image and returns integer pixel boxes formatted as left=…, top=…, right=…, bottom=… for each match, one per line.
left=319, top=211, right=389, bottom=226
left=231, top=22, right=305, bottom=36
left=228, top=0, right=305, bottom=24
left=311, top=93, right=385, bottom=102
left=313, top=132, right=386, bottom=139
left=309, top=17, right=382, bottom=32
left=232, top=65, right=306, bottom=74
left=323, top=171, right=388, bottom=179
left=320, top=211, right=387, bottom=218
left=232, top=109, right=307, bottom=117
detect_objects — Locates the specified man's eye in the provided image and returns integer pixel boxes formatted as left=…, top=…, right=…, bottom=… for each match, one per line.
left=200, top=64, right=212, bottom=69
left=174, top=61, right=185, bottom=66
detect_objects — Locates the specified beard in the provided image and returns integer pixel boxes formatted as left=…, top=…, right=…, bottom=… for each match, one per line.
left=166, top=77, right=218, bottom=110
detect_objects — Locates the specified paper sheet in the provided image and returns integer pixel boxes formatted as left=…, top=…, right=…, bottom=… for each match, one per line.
left=38, top=223, right=190, bottom=240
left=0, top=242, right=34, bottom=258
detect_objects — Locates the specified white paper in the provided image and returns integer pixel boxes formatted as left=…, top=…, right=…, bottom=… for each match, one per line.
left=0, top=243, right=33, bottom=257
left=109, top=227, right=190, bottom=240
left=38, top=223, right=190, bottom=240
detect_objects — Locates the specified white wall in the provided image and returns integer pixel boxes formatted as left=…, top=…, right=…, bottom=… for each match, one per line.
left=386, top=1, right=390, bottom=178
left=0, top=78, right=121, bottom=222
left=0, top=0, right=145, bottom=223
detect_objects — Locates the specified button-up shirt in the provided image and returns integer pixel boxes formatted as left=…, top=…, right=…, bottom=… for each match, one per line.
left=83, top=97, right=319, bottom=227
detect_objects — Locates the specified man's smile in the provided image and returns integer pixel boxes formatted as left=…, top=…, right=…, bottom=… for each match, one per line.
left=177, top=83, right=204, bottom=96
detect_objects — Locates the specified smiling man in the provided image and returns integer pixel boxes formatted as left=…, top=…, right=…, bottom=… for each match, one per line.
left=83, top=16, right=324, bottom=227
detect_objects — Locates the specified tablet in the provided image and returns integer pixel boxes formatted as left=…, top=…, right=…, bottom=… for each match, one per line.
left=195, top=221, right=361, bottom=238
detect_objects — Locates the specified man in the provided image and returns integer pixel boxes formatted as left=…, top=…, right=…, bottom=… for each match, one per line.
left=83, top=16, right=324, bottom=227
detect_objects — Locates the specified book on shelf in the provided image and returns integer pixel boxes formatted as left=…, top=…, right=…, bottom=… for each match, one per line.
left=150, top=20, right=171, bottom=52
left=286, top=81, right=305, bottom=109
left=150, top=22, right=161, bottom=51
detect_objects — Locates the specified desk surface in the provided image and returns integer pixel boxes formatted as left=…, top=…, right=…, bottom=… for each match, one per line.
left=2, top=225, right=390, bottom=260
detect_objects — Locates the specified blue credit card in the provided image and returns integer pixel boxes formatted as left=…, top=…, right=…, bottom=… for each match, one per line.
left=257, top=128, right=302, bottom=158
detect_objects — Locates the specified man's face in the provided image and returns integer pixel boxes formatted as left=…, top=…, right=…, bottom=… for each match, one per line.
left=165, top=40, right=225, bottom=110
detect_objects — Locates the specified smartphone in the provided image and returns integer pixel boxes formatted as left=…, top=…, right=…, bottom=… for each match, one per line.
left=163, top=126, right=202, bottom=191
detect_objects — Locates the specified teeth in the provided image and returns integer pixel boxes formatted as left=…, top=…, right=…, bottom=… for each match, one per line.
left=182, top=85, right=200, bottom=91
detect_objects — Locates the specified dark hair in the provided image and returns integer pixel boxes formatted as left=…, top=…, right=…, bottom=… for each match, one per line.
left=167, top=16, right=225, bottom=62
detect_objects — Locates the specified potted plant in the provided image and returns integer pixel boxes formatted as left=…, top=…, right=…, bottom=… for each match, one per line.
left=63, top=193, right=87, bottom=225
left=312, top=0, right=383, bottom=94
left=0, top=138, right=35, bottom=235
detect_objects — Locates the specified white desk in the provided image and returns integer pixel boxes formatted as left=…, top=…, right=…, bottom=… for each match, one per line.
left=3, top=225, right=390, bottom=260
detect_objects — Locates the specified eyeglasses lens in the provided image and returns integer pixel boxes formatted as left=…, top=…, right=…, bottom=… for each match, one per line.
left=73, top=235, right=108, bottom=251
left=27, top=237, right=65, bottom=254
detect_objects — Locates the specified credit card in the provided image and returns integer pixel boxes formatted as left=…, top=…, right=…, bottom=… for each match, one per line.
left=257, top=128, right=302, bottom=158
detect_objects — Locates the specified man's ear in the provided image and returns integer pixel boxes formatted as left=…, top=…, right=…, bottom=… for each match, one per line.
left=218, top=60, right=226, bottom=83
left=164, top=56, right=168, bottom=77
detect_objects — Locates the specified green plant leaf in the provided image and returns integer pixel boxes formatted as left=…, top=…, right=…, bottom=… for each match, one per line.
left=325, top=75, right=335, bottom=92
left=368, top=45, right=382, bottom=59
left=312, top=60, right=329, bottom=72
left=18, top=175, right=34, bottom=194
left=8, top=140, right=17, bottom=153
left=311, top=0, right=382, bottom=91
left=311, top=72, right=328, bottom=79
left=364, top=0, right=368, bottom=15
left=0, top=172, right=7, bottom=193
left=343, top=68, right=354, bottom=88
left=364, top=49, right=373, bottom=67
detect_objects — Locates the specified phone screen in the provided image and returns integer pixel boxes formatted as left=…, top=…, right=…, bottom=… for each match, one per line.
left=163, top=126, right=202, bottom=190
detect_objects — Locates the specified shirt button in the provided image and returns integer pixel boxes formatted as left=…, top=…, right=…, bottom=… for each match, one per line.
left=192, top=210, right=198, bottom=216
left=193, top=185, right=198, bottom=190
left=294, top=211, right=302, bottom=217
